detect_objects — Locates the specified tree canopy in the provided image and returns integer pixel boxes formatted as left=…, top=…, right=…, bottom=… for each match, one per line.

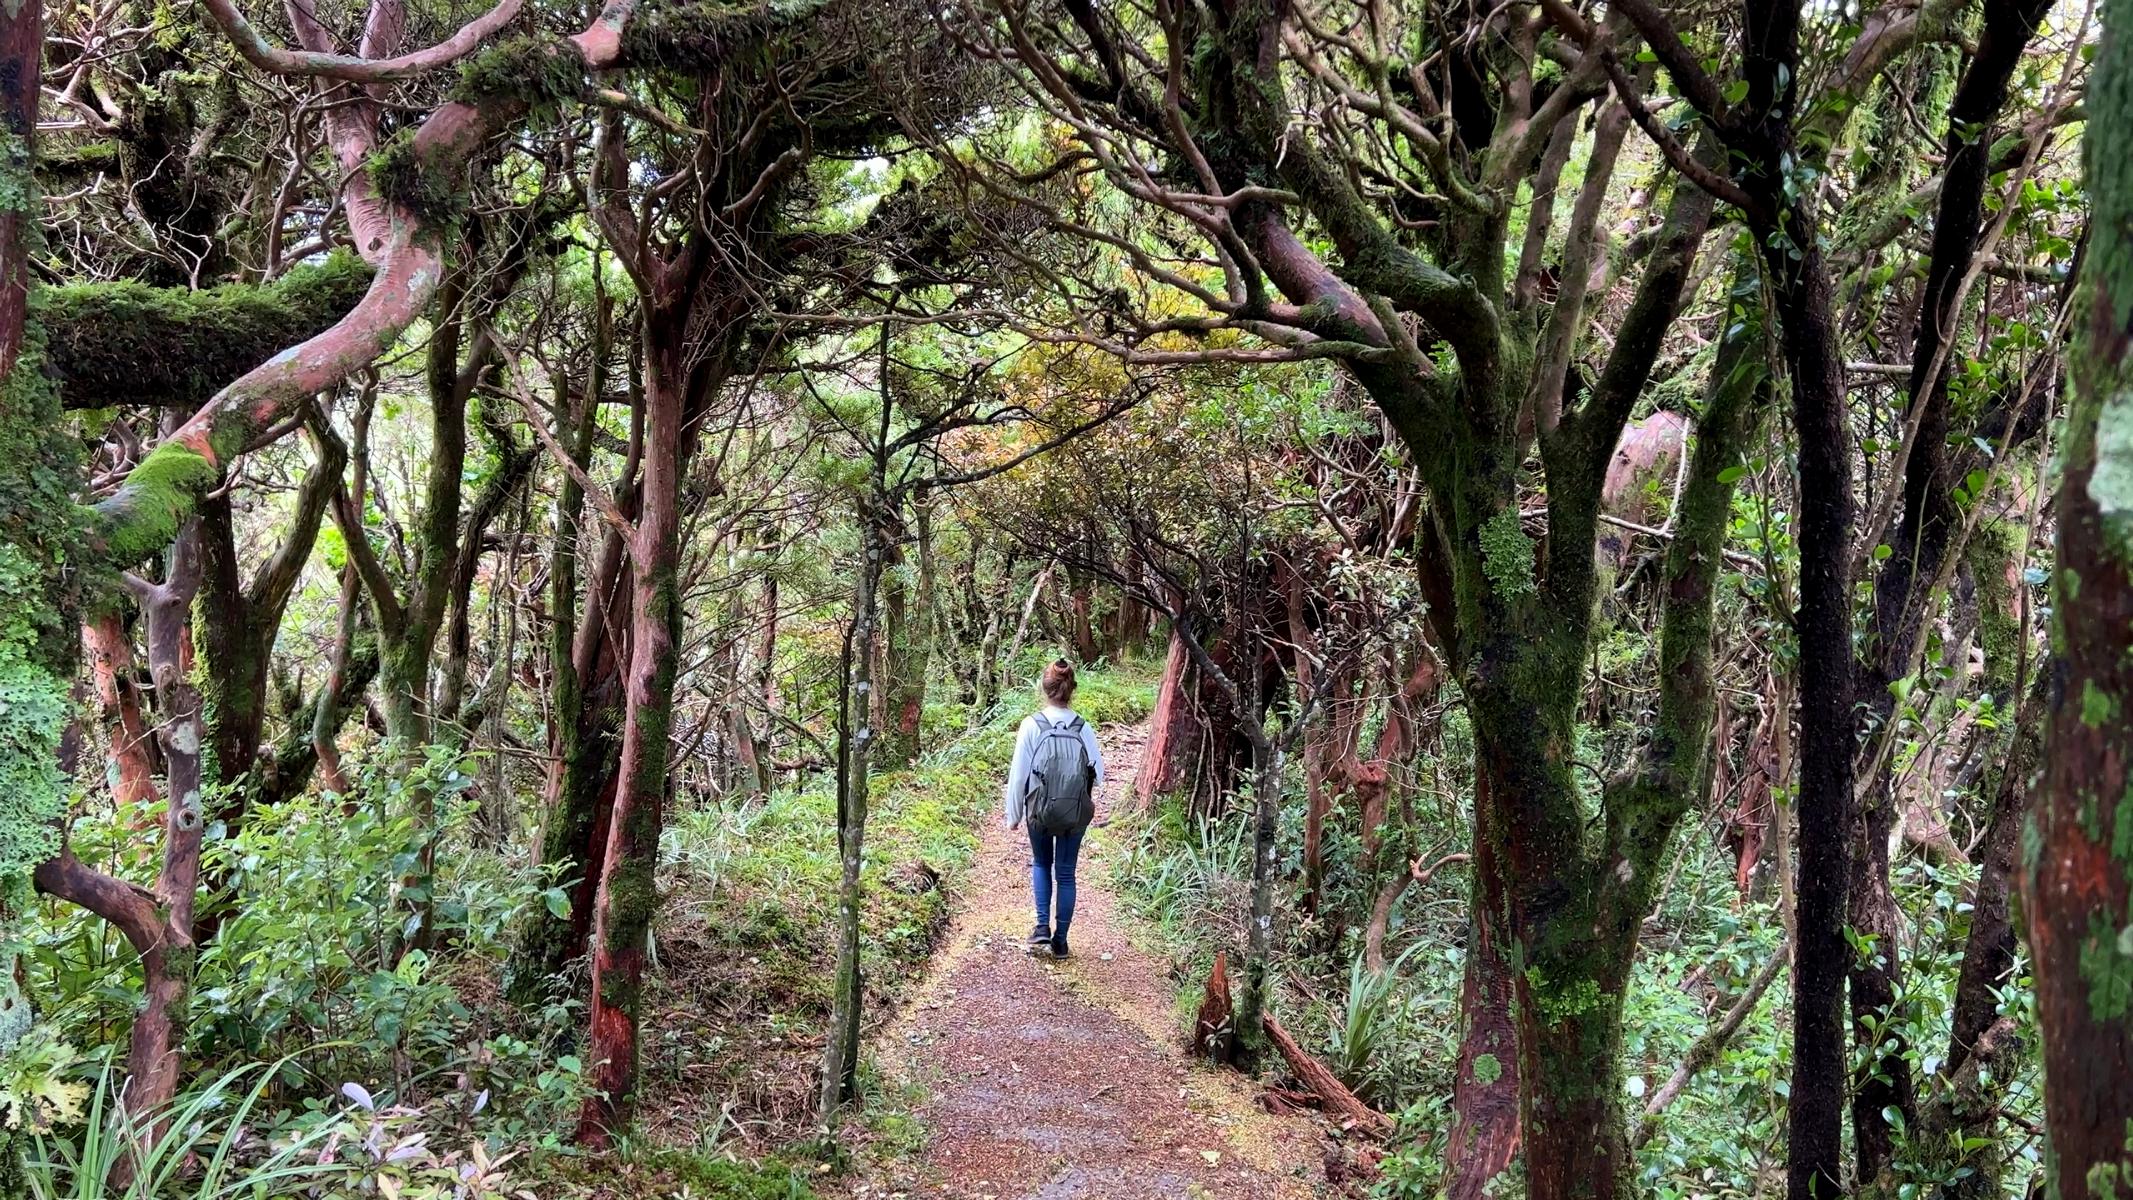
left=0, top=0, right=2125, bottom=1197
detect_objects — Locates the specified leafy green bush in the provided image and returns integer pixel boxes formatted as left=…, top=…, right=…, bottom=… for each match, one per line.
left=28, top=744, right=585, bottom=1176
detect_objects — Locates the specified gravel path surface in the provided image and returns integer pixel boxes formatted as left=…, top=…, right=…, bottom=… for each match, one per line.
left=852, top=720, right=1330, bottom=1200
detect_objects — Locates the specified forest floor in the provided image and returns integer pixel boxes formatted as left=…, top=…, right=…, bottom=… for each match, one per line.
left=842, top=720, right=1334, bottom=1200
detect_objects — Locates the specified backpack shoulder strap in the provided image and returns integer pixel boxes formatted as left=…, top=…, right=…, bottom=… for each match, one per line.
left=1029, top=712, right=1052, bottom=734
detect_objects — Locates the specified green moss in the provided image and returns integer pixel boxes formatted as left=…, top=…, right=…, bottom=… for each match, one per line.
left=0, top=545, right=65, bottom=883
left=37, top=252, right=372, bottom=410
left=603, top=859, right=660, bottom=940
left=1523, top=965, right=1606, bottom=1027
left=2080, top=911, right=2133, bottom=1022
left=1967, top=520, right=2020, bottom=700
left=96, top=439, right=219, bottom=569
left=1480, top=507, right=1537, bottom=600
left=35, top=139, right=118, bottom=181
left=0, top=336, right=80, bottom=671
left=451, top=35, right=588, bottom=110
left=368, top=134, right=468, bottom=226
left=619, top=0, right=826, bottom=72
left=1472, top=1052, right=1503, bottom=1085
left=2084, top=679, right=2120, bottom=729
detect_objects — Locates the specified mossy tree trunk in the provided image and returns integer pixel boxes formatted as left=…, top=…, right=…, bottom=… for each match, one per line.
left=1133, top=14, right=1731, bottom=1182
left=506, top=300, right=626, bottom=1006
left=510, top=487, right=637, bottom=1003
left=878, top=498, right=925, bottom=771
left=1443, top=789, right=1519, bottom=1200
left=1587, top=8, right=1863, bottom=1192
left=577, top=309, right=693, bottom=1147
left=194, top=417, right=344, bottom=812
left=2024, top=1, right=2133, bottom=1188
left=821, top=490, right=886, bottom=1127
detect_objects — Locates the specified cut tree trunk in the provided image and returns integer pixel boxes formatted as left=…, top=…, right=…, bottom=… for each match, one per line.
left=1261, top=1012, right=1391, bottom=1138
left=1193, top=950, right=1234, bottom=1062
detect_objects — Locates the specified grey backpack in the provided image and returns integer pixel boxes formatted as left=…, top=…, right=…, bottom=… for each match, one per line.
left=1026, top=713, right=1095, bottom=835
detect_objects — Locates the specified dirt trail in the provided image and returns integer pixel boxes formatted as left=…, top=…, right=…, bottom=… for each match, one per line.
left=852, top=719, right=1330, bottom=1199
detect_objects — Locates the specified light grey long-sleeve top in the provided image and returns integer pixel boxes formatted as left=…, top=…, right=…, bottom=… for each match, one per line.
left=1002, top=706, right=1105, bottom=828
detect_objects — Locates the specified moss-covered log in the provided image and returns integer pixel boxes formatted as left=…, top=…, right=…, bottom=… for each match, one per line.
left=38, top=254, right=372, bottom=411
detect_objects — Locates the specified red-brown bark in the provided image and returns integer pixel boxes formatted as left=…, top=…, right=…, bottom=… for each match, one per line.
left=1357, top=646, right=1439, bottom=859
left=577, top=336, right=686, bottom=1146
left=1445, top=776, right=1519, bottom=1200
left=2024, top=9, right=2133, bottom=1185
left=1136, top=627, right=1204, bottom=804
left=83, top=611, right=160, bottom=814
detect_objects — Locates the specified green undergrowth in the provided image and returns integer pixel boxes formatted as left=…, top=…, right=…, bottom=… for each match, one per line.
left=529, top=1147, right=819, bottom=1199
left=638, top=665, right=1153, bottom=1142
left=1112, top=774, right=2046, bottom=1199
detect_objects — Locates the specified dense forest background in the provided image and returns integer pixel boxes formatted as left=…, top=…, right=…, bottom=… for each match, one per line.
left=1, top=0, right=2130, bottom=1196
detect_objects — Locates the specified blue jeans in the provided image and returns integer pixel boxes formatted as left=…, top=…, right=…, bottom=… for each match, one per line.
left=1028, top=823, right=1086, bottom=941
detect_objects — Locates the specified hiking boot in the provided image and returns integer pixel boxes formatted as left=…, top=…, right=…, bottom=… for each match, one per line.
left=1028, top=924, right=1052, bottom=947
left=1049, top=935, right=1070, bottom=959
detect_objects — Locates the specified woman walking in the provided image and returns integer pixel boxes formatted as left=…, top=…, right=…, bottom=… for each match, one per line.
left=1004, top=659, right=1105, bottom=958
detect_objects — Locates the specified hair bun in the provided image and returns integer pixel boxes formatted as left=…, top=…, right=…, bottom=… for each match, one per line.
left=1040, top=657, right=1078, bottom=703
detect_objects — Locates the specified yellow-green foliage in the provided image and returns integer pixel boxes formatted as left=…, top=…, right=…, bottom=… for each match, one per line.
left=0, top=1028, right=89, bottom=1132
